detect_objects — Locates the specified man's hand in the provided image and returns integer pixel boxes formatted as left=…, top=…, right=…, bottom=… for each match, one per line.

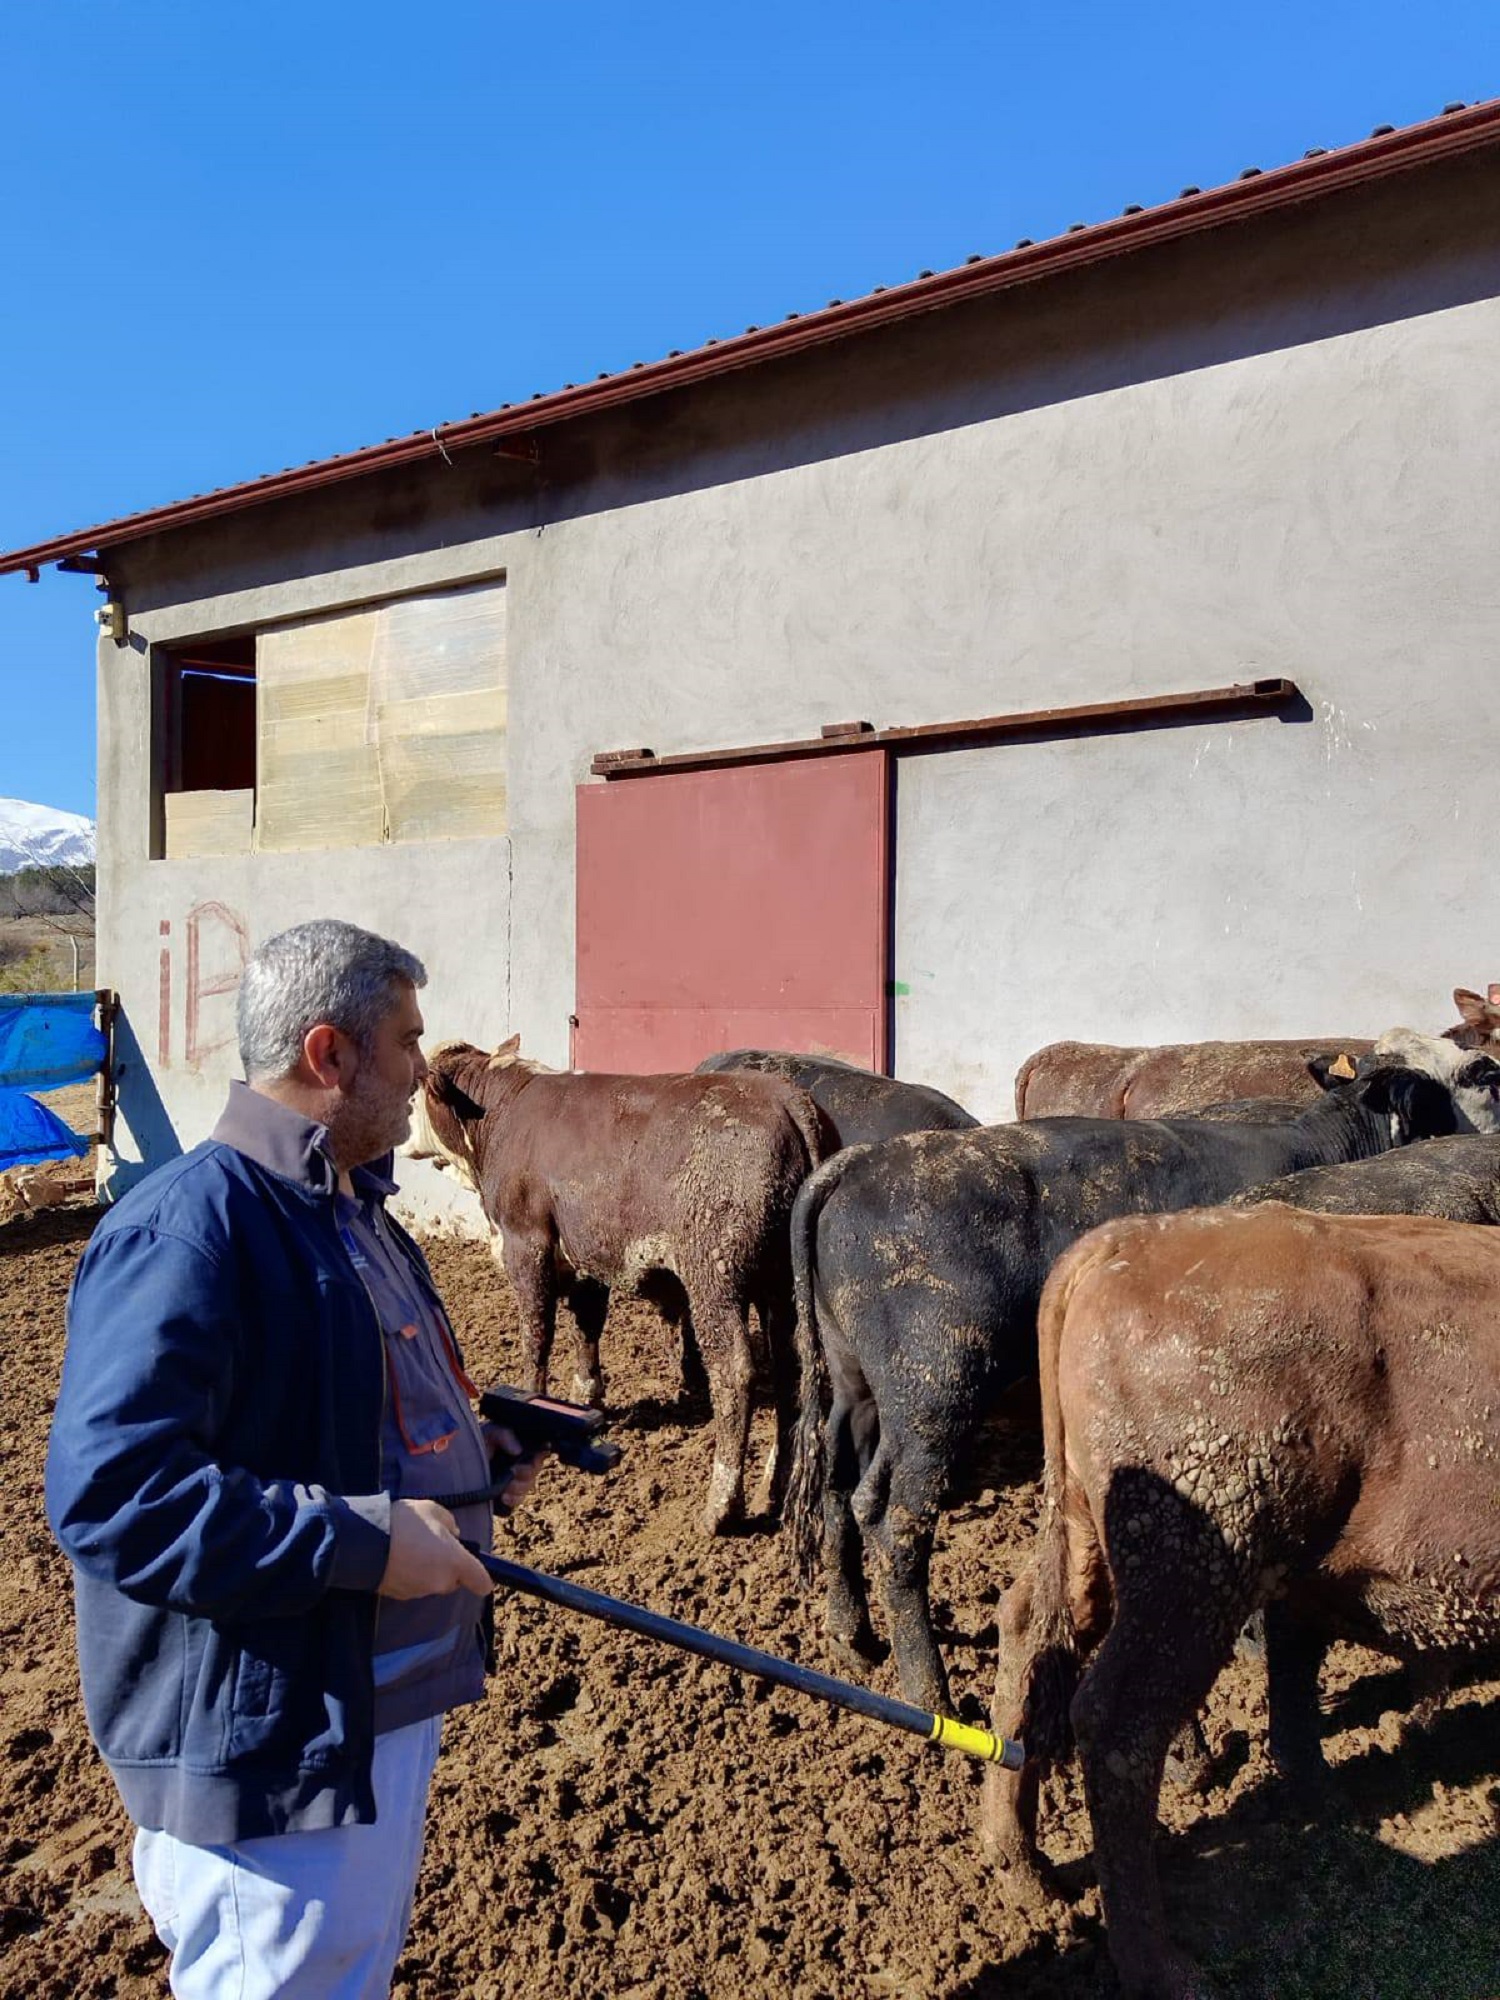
left=481, top=1422, right=545, bottom=1514
left=378, top=1499, right=493, bottom=1599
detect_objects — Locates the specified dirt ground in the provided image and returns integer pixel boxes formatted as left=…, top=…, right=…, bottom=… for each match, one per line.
left=3, top=1205, right=1499, bottom=2000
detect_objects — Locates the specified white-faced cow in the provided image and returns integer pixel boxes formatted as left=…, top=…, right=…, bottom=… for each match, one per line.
left=984, top=1204, right=1500, bottom=2000
left=786, top=1042, right=1500, bottom=1714
left=407, top=1039, right=829, bottom=1532
left=695, top=1049, right=978, bottom=1147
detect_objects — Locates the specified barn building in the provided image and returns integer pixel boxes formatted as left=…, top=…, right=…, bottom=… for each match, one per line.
left=5, top=102, right=1498, bottom=1223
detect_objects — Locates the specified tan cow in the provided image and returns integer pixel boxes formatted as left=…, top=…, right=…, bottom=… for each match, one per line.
left=407, top=1038, right=829, bottom=1532
left=984, top=1203, right=1500, bottom=2000
left=1012, top=983, right=1500, bottom=1119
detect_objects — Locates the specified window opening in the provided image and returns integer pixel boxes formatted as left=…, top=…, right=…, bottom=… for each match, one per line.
left=160, top=635, right=257, bottom=857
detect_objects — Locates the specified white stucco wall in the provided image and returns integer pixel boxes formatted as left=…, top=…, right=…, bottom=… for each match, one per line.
left=885, top=295, right=1500, bottom=1118
left=93, top=155, right=1500, bottom=1203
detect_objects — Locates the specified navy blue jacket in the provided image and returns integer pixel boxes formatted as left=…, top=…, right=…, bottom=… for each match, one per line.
left=45, top=1100, right=458, bottom=1844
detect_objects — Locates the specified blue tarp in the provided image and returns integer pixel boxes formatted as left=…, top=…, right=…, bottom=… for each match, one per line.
left=0, top=993, right=105, bottom=1173
left=0, top=1088, right=89, bottom=1172
left=0, top=991, right=107, bottom=1092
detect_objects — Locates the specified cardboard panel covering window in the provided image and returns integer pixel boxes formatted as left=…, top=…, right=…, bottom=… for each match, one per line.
left=254, top=582, right=506, bottom=852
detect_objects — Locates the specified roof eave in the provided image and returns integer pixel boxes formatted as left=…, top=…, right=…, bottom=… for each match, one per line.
left=4, top=97, right=1497, bottom=579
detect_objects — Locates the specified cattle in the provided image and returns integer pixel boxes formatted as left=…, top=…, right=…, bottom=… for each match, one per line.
left=1012, top=984, right=1500, bottom=1119
left=407, top=1039, right=829, bottom=1532
left=1233, top=1130, right=1500, bottom=1222
left=1013, top=1038, right=1369, bottom=1120
left=695, top=1049, right=978, bottom=1147
left=1449, top=982, right=1500, bottom=1047
left=785, top=1046, right=1500, bottom=1713
left=983, top=1204, right=1500, bottom=2000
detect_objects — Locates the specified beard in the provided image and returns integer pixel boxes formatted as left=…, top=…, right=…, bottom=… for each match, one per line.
left=326, top=1061, right=414, bottom=1172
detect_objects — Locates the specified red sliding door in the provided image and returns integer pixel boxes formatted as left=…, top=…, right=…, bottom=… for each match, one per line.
left=574, top=751, right=889, bottom=1074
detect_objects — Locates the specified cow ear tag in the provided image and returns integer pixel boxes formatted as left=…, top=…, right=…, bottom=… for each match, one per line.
left=1328, top=1052, right=1357, bottom=1080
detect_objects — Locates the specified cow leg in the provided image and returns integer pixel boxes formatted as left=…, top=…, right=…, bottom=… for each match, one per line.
left=501, top=1233, right=557, bottom=1395
left=822, top=1383, right=882, bottom=1668
left=676, top=1311, right=709, bottom=1408
left=1071, top=1537, right=1250, bottom=2000
left=688, top=1292, right=756, bottom=1534
left=1264, top=1602, right=1332, bottom=1794
left=1400, top=1651, right=1456, bottom=1748
left=860, top=1448, right=949, bottom=1715
left=651, top=1279, right=707, bottom=1410
left=985, top=1509, right=1111, bottom=1905
left=753, top=1293, right=799, bottom=1518
left=982, top=1569, right=1049, bottom=1904
left=563, top=1278, right=610, bottom=1409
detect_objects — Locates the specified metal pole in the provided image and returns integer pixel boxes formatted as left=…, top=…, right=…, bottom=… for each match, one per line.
left=471, top=1546, right=1025, bottom=1769
left=69, top=934, right=79, bottom=992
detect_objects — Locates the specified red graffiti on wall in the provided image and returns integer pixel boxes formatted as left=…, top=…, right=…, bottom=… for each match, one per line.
left=186, top=901, right=251, bottom=1071
left=155, top=900, right=251, bottom=1071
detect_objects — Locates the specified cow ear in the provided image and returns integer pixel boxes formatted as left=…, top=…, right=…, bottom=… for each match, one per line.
left=1358, top=1065, right=1457, bottom=1141
left=488, top=1033, right=522, bottom=1069
left=432, top=1071, right=486, bottom=1120
left=1308, top=1051, right=1358, bottom=1090
left=1453, top=989, right=1489, bottom=1027
left=1489, top=983, right=1500, bottom=1010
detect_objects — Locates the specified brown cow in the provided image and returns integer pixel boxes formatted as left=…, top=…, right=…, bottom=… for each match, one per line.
left=407, top=1039, right=828, bottom=1531
left=984, top=1204, right=1500, bottom=2000
left=1012, top=984, right=1500, bottom=1119
left=1013, top=1037, right=1371, bottom=1119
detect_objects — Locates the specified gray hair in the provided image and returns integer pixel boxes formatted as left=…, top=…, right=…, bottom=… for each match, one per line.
left=237, top=919, right=427, bottom=1082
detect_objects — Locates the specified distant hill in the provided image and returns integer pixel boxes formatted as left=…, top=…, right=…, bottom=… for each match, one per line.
left=0, top=798, right=96, bottom=876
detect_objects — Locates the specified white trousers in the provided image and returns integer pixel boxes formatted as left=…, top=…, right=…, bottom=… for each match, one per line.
left=132, top=1715, right=443, bottom=2000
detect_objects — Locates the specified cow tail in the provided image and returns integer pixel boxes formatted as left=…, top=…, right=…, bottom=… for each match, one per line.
left=785, top=1150, right=856, bottom=1583
left=1015, top=1231, right=1113, bottom=1766
left=786, top=1086, right=833, bottom=1173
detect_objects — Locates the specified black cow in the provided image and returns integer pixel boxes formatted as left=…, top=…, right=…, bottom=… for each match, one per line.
left=786, top=1054, right=1500, bottom=1714
left=1234, top=1131, right=1500, bottom=1223
left=695, top=1050, right=977, bottom=1148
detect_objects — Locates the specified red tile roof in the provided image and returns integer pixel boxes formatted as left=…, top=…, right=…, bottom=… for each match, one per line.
left=4, top=97, right=1496, bottom=580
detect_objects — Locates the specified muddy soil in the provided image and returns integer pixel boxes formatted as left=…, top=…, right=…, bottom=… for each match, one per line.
left=3, top=1206, right=1499, bottom=1999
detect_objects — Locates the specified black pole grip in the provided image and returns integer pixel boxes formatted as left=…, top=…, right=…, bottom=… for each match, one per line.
left=467, top=1544, right=1024, bottom=1769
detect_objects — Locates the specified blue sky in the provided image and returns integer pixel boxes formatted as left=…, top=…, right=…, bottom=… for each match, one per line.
left=2, top=1, right=1496, bottom=820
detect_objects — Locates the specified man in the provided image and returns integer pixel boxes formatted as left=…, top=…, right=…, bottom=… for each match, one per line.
left=47, top=919, right=537, bottom=1997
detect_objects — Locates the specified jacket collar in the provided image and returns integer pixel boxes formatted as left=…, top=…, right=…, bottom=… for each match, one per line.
left=212, top=1081, right=338, bottom=1196
left=212, top=1083, right=401, bottom=1205
left=351, top=1155, right=399, bottom=1202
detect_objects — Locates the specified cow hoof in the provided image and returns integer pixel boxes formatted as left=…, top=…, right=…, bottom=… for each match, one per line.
left=988, top=1851, right=1072, bottom=1913
left=702, top=1463, right=744, bottom=1535
left=568, top=1374, right=606, bottom=1410
left=830, top=1625, right=885, bottom=1671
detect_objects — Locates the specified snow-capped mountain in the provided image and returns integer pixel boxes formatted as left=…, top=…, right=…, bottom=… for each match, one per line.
left=0, top=798, right=96, bottom=875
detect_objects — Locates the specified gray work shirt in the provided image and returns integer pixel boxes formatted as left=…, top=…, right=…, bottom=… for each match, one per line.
left=335, top=1178, right=494, bottom=1732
